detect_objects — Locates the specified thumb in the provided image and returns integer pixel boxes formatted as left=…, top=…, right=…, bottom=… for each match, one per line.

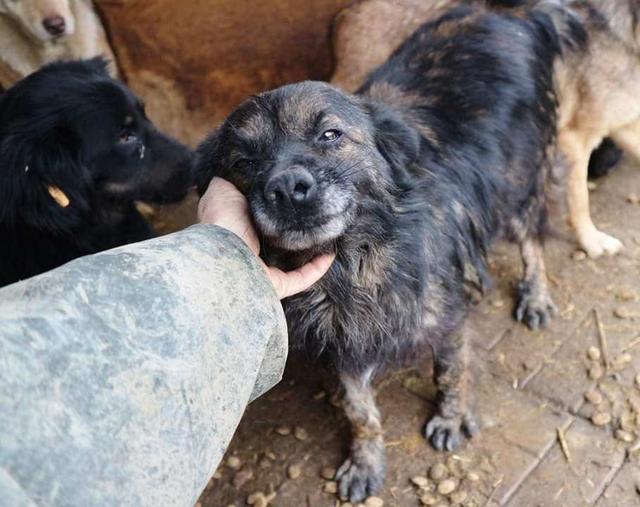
left=266, top=253, right=335, bottom=299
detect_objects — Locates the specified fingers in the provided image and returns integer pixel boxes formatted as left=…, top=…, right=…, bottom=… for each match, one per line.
left=198, top=177, right=261, bottom=255
left=267, top=253, right=335, bottom=299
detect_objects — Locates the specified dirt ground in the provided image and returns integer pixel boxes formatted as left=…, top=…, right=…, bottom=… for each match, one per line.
left=193, top=157, right=640, bottom=507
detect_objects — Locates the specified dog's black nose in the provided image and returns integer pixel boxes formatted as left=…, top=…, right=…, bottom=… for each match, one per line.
left=42, top=16, right=66, bottom=36
left=264, top=167, right=317, bottom=205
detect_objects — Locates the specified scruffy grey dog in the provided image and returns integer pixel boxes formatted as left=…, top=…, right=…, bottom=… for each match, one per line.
left=196, top=2, right=564, bottom=501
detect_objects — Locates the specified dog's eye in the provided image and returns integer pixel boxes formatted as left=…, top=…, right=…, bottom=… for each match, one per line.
left=119, top=130, right=137, bottom=144
left=233, top=158, right=256, bottom=170
left=320, top=129, right=342, bottom=142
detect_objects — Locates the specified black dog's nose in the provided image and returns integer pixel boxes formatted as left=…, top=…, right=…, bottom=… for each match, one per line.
left=42, top=16, right=66, bottom=36
left=264, top=167, right=317, bottom=205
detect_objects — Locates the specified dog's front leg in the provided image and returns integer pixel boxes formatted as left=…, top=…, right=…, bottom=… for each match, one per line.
left=561, top=130, right=624, bottom=258
left=515, top=236, right=557, bottom=330
left=336, top=367, right=386, bottom=503
left=425, top=333, right=478, bottom=451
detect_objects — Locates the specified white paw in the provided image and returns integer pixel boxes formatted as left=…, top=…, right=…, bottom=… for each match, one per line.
left=579, top=229, right=624, bottom=259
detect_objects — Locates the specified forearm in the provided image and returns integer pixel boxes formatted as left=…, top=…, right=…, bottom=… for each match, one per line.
left=0, top=224, right=287, bottom=506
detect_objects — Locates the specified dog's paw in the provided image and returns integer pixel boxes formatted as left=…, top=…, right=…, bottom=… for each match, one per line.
left=425, top=412, right=478, bottom=452
left=515, top=281, right=557, bottom=330
left=579, top=229, right=624, bottom=259
left=336, top=442, right=386, bottom=503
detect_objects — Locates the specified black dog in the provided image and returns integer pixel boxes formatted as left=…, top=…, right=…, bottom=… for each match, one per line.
left=197, top=3, right=563, bottom=502
left=0, top=58, right=193, bottom=287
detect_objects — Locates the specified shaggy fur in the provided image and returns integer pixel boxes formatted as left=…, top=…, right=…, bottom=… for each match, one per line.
left=330, top=0, right=622, bottom=180
left=197, top=3, right=562, bottom=502
left=0, top=0, right=116, bottom=88
left=0, top=59, right=193, bottom=287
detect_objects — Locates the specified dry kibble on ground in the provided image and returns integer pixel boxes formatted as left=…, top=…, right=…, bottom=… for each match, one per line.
left=589, top=363, right=604, bottom=380
left=466, top=472, right=480, bottom=482
left=293, top=427, right=309, bottom=441
left=320, top=467, right=336, bottom=480
left=247, top=492, right=268, bottom=507
left=627, top=193, right=640, bottom=204
left=213, top=469, right=223, bottom=479
left=226, top=456, right=242, bottom=470
left=587, top=346, right=602, bottom=361
left=450, top=490, right=468, bottom=504
left=430, top=463, right=448, bottom=481
left=364, top=497, right=384, bottom=507
left=420, top=493, right=438, bottom=506
left=411, top=476, right=430, bottom=488
left=233, top=468, right=253, bottom=488
left=572, top=250, right=587, bottom=261
left=615, top=429, right=635, bottom=443
left=437, top=478, right=457, bottom=495
left=592, top=412, right=612, bottom=426
left=287, top=464, right=302, bottom=480
left=275, top=426, right=291, bottom=436
left=585, top=389, right=604, bottom=405
left=323, top=481, right=338, bottom=494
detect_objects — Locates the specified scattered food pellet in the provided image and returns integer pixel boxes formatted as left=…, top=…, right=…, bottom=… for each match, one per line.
left=430, top=463, right=448, bottom=481
left=616, top=288, right=638, bottom=301
left=420, top=493, right=438, bottom=506
left=411, top=476, right=430, bottom=488
left=585, top=389, right=603, bottom=405
left=227, top=456, right=242, bottom=470
left=233, top=468, right=253, bottom=488
left=437, top=478, right=457, bottom=495
left=323, top=481, right=338, bottom=494
left=287, top=464, right=302, bottom=480
left=614, top=307, right=635, bottom=319
left=587, top=181, right=598, bottom=191
left=620, top=353, right=633, bottom=364
left=213, top=469, right=222, bottom=479
left=627, top=193, right=640, bottom=204
left=247, top=492, right=269, bottom=507
left=466, top=472, right=480, bottom=482
left=364, top=497, right=384, bottom=507
left=293, top=427, right=309, bottom=441
left=589, top=363, right=604, bottom=380
left=592, top=411, right=612, bottom=426
left=450, top=490, right=468, bottom=504
left=587, top=346, right=601, bottom=361
left=321, top=467, right=336, bottom=480
left=313, top=391, right=326, bottom=400
left=615, top=429, right=635, bottom=443
left=492, top=299, right=504, bottom=308
left=275, top=426, right=291, bottom=436
left=572, top=250, right=587, bottom=261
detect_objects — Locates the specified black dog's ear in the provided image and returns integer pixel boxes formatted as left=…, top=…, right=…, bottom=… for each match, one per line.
left=0, top=126, right=92, bottom=232
left=194, top=128, right=222, bottom=196
left=364, top=100, right=421, bottom=186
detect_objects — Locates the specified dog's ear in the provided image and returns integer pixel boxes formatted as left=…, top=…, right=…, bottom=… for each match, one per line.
left=364, top=100, right=421, bottom=186
left=0, top=125, right=92, bottom=232
left=194, top=128, right=222, bottom=196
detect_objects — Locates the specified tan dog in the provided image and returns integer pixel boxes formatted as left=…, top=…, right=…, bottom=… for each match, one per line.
left=554, top=0, right=640, bottom=258
left=0, top=0, right=116, bottom=88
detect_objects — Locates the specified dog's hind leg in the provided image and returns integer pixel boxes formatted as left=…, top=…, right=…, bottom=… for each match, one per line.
left=425, top=332, right=478, bottom=452
left=336, top=368, right=386, bottom=503
left=515, top=234, right=557, bottom=330
left=561, top=130, right=624, bottom=258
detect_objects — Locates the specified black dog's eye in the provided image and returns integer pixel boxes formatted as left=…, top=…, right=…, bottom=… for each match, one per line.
left=119, top=130, right=137, bottom=144
left=319, top=129, right=342, bottom=142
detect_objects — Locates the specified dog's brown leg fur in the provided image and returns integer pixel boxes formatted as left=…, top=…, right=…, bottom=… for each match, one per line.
left=611, top=120, right=640, bottom=162
left=425, top=332, right=478, bottom=451
left=515, top=236, right=557, bottom=330
left=561, top=130, right=624, bottom=258
left=336, top=368, right=386, bottom=503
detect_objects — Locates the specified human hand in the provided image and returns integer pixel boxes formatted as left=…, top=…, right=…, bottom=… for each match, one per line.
left=198, top=177, right=335, bottom=299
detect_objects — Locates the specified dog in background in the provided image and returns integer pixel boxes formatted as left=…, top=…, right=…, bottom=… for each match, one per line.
left=197, top=3, right=563, bottom=500
left=0, top=0, right=116, bottom=88
left=553, top=0, right=640, bottom=258
left=0, top=59, right=193, bottom=287
left=331, top=0, right=623, bottom=196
